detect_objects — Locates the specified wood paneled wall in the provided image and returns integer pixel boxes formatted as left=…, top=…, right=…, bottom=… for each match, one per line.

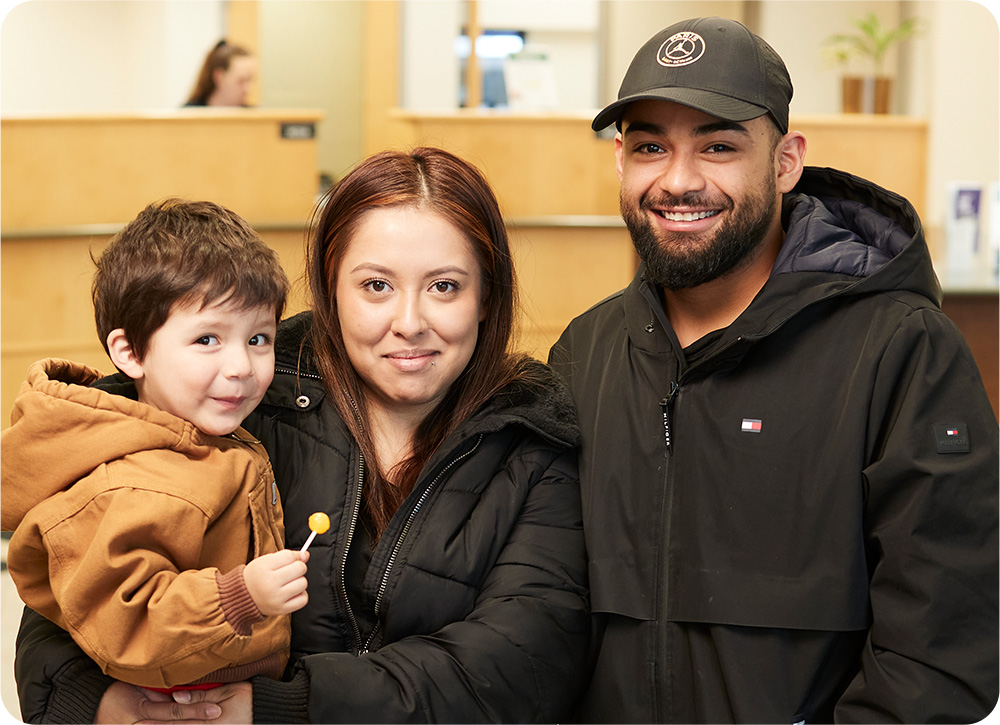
left=1, top=111, right=322, bottom=232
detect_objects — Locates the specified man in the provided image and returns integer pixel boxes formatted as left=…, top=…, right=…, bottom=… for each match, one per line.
left=549, top=17, right=999, bottom=723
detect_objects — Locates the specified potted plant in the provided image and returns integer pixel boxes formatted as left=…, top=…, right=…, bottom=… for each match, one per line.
left=823, top=13, right=920, bottom=114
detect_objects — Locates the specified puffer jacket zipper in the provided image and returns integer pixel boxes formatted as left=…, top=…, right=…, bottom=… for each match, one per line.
left=341, top=455, right=366, bottom=653
left=275, top=365, right=322, bottom=381
left=359, top=434, right=484, bottom=654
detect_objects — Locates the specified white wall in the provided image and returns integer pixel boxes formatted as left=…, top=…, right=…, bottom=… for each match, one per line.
left=1, top=0, right=224, bottom=112
left=257, top=0, right=364, bottom=181
left=757, top=1, right=905, bottom=116
left=916, top=0, right=999, bottom=227
left=400, top=0, right=599, bottom=110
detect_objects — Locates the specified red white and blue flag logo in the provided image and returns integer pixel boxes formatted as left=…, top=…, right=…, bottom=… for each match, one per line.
left=741, top=418, right=762, bottom=433
left=947, top=428, right=960, bottom=436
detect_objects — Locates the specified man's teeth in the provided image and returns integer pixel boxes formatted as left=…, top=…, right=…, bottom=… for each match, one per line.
left=659, top=210, right=717, bottom=221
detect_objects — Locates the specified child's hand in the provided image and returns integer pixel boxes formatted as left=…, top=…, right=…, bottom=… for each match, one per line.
left=243, top=550, right=309, bottom=616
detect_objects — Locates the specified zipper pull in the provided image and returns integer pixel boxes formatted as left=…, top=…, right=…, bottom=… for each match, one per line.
left=660, top=381, right=679, bottom=454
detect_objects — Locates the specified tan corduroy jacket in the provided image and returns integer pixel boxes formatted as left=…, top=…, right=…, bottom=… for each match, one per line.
left=1, top=358, right=290, bottom=688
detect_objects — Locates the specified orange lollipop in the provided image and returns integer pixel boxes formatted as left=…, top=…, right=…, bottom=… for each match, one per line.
left=300, top=512, right=330, bottom=552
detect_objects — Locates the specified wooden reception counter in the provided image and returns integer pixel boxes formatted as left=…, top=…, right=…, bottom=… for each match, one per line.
left=1, top=109, right=323, bottom=230
left=1, top=110, right=323, bottom=422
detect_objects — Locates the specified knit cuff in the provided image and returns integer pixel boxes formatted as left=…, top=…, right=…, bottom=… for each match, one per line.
left=41, top=657, right=114, bottom=724
left=217, top=566, right=265, bottom=636
left=251, top=670, right=311, bottom=724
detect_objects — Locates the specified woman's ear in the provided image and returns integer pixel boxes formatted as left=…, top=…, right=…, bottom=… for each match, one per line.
left=106, top=329, right=144, bottom=380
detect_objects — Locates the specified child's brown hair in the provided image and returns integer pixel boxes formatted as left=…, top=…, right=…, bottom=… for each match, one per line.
left=93, top=198, right=289, bottom=361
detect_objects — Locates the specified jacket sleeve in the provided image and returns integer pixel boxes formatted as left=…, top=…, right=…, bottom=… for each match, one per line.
left=835, top=308, right=999, bottom=722
left=253, top=447, right=591, bottom=724
left=14, top=606, right=112, bottom=724
left=10, top=473, right=267, bottom=689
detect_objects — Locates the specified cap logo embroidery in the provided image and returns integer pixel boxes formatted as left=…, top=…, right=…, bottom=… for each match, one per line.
left=658, top=32, right=705, bottom=67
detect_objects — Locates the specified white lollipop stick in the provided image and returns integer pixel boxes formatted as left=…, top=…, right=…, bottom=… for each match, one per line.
left=300, top=531, right=318, bottom=553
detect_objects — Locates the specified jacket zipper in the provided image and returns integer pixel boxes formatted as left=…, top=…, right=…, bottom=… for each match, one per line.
left=359, top=434, right=484, bottom=655
left=660, top=381, right=680, bottom=454
left=340, top=454, right=366, bottom=653
left=274, top=364, right=323, bottom=381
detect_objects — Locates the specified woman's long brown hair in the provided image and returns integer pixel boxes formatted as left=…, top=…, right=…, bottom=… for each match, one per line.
left=185, top=40, right=251, bottom=106
left=307, top=147, right=537, bottom=539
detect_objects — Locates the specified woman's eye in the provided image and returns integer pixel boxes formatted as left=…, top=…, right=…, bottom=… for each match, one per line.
left=432, top=280, right=458, bottom=294
left=363, top=279, right=389, bottom=293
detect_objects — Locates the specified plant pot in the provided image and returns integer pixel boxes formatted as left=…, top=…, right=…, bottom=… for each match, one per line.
left=841, top=75, right=893, bottom=114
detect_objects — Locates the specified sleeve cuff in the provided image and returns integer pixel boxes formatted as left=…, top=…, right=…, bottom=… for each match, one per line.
left=217, top=566, right=265, bottom=636
left=251, top=671, right=310, bottom=724
left=41, top=657, right=114, bottom=724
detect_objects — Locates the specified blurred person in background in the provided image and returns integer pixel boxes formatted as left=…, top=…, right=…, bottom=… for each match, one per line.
left=185, top=40, right=256, bottom=107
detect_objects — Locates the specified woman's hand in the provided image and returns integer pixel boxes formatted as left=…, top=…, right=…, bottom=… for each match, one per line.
left=95, top=682, right=221, bottom=723
left=95, top=681, right=253, bottom=723
left=169, top=683, right=253, bottom=724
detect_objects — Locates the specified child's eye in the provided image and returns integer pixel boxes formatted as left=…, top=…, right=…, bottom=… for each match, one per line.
left=248, top=334, right=270, bottom=346
left=195, top=335, right=219, bottom=346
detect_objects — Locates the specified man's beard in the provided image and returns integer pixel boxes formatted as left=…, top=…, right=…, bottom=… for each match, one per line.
left=622, top=176, right=777, bottom=291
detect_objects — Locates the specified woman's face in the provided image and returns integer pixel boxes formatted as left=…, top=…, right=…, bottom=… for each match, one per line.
left=211, top=55, right=255, bottom=106
left=335, top=206, right=486, bottom=424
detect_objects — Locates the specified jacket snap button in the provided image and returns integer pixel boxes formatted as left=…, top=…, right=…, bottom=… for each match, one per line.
left=645, top=323, right=655, bottom=333
left=295, top=395, right=311, bottom=408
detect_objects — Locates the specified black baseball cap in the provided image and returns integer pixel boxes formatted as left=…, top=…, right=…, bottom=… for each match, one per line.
left=592, top=17, right=792, bottom=134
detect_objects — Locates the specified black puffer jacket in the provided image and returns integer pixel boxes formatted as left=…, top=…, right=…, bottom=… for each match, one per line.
left=14, top=312, right=591, bottom=724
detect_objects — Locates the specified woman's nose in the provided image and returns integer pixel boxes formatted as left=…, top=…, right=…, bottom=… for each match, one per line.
left=390, top=294, right=427, bottom=337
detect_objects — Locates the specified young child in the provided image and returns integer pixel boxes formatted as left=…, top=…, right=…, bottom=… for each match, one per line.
left=1, top=198, right=307, bottom=690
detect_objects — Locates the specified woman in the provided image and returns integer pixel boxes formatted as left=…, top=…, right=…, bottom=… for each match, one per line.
left=14, top=148, right=591, bottom=723
left=184, top=40, right=255, bottom=107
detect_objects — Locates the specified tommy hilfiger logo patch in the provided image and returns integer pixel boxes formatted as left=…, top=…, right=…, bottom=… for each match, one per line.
left=741, top=418, right=762, bottom=433
left=933, top=423, right=970, bottom=453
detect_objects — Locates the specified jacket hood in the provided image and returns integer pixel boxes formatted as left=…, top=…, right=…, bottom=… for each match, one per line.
left=773, top=166, right=940, bottom=304
left=1, top=359, right=209, bottom=530
left=458, top=359, right=582, bottom=449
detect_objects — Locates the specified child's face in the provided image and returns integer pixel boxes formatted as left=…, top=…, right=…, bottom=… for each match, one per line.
left=131, top=297, right=277, bottom=436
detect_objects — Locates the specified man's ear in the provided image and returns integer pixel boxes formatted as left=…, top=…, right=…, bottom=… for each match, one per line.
left=776, top=131, right=807, bottom=194
left=614, top=132, right=625, bottom=181
left=106, top=329, right=144, bottom=380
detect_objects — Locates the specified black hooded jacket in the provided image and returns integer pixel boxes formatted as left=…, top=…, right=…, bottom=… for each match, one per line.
left=14, top=312, right=591, bottom=723
left=549, top=167, right=999, bottom=723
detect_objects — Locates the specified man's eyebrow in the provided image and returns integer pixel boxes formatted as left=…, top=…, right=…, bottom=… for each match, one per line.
left=622, top=118, right=751, bottom=138
left=621, top=121, right=662, bottom=137
left=694, top=120, right=751, bottom=136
